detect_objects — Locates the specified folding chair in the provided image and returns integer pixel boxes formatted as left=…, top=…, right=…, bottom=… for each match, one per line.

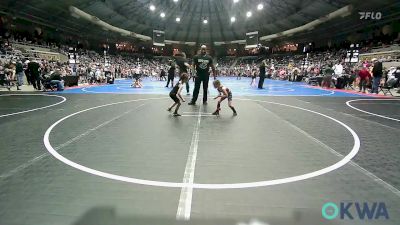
left=346, top=75, right=356, bottom=90
left=379, top=78, right=398, bottom=96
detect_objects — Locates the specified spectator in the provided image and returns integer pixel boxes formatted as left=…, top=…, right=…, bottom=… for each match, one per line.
left=393, top=67, right=400, bottom=92
left=27, top=60, right=41, bottom=90
left=371, top=58, right=383, bottom=94
left=322, top=64, right=334, bottom=88
left=358, top=66, right=371, bottom=93
left=15, top=59, right=24, bottom=90
left=49, top=70, right=64, bottom=91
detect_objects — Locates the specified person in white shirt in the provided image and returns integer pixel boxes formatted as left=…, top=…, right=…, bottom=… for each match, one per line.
left=95, top=68, right=104, bottom=83
left=333, top=62, right=343, bottom=77
left=387, top=67, right=396, bottom=80
left=135, top=67, right=140, bottom=76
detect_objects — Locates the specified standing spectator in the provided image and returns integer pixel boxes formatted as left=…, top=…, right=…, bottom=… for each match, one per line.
left=28, top=60, right=41, bottom=90
left=358, top=66, right=371, bottom=93
left=371, top=58, right=383, bottom=94
left=24, top=60, right=31, bottom=85
left=15, top=60, right=24, bottom=90
left=166, top=60, right=175, bottom=88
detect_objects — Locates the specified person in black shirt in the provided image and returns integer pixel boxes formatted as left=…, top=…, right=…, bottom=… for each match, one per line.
left=160, top=69, right=166, bottom=81
left=189, top=45, right=216, bottom=105
left=28, top=60, right=41, bottom=90
left=166, top=60, right=175, bottom=88
left=371, top=58, right=383, bottom=94
left=258, top=60, right=267, bottom=89
left=174, top=52, right=191, bottom=95
left=15, top=60, right=24, bottom=90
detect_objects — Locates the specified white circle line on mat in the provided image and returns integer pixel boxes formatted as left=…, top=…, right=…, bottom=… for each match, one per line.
left=0, top=94, right=66, bottom=118
left=346, top=99, right=400, bottom=122
left=43, top=97, right=360, bottom=189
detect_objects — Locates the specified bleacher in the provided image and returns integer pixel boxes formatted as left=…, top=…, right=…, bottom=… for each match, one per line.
left=11, top=42, right=67, bottom=62
left=370, top=44, right=400, bottom=53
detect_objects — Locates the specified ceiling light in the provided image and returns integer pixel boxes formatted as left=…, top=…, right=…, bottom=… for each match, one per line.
left=160, top=12, right=165, bottom=18
left=257, top=3, right=264, bottom=10
left=173, top=0, right=178, bottom=2
left=246, top=11, right=252, bottom=17
left=230, top=16, right=236, bottom=22
left=233, top=0, right=239, bottom=3
left=149, top=5, right=155, bottom=11
left=176, top=17, right=181, bottom=22
left=203, top=19, right=208, bottom=24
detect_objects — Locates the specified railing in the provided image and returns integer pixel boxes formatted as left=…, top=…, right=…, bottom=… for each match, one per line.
left=10, top=41, right=59, bottom=52
left=370, top=44, right=400, bottom=53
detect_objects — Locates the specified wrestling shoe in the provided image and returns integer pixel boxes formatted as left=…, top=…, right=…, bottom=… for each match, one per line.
left=212, top=109, right=220, bottom=116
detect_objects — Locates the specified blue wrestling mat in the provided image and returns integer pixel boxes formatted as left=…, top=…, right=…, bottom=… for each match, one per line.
left=61, top=77, right=370, bottom=97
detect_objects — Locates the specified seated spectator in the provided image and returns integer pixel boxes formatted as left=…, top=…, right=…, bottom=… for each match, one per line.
left=322, top=64, right=334, bottom=88
left=0, top=62, right=12, bottom=89
left=42, top=69, right=64, bottom=91
left=393, top=67, right=400, bottom=91
left=49, top=70, right=64, bottom=91
left=95, top=68, right=104, bottom=83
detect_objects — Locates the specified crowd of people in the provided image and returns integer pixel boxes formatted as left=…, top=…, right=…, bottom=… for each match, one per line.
left=1, top=33, right=400, bottom=95
left=0, top=39, right=169, bottom=90
left=214, top=49, right=400, bottom=94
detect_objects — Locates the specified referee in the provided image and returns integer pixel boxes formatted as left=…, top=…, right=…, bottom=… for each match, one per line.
left=188, top=45, right=216, bottom=105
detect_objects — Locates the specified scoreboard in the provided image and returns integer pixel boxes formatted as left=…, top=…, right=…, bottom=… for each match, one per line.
left=153, top=30, right=165, bottom=47
left=345, top=44, right=360, bottom=63
left=246, top=31, right=259, bottom=49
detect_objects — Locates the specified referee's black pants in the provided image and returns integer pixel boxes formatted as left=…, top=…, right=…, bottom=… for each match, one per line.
left=166, top=76, right=174, bottom=87
left=31, top=74, right=41, bottom=90
left=258, top=74, right=266, bottom=89
left=191, top=76, right=209, bottom=103
left=185, top=81, right=190, bottom=93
